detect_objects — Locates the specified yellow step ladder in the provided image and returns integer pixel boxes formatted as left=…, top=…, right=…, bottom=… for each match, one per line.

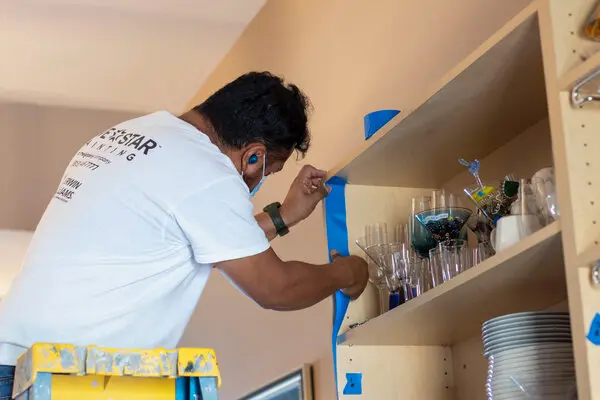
left=12, top=343, right=221, bottom=399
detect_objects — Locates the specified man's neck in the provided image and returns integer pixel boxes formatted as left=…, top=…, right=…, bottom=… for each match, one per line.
left=178, top=111, right=241, bottom=172
left=179, top=111, right=218, bottom=144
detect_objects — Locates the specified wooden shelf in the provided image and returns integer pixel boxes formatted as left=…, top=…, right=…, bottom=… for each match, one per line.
left=558, top=50, right=600, bottom=90
left=327, top=4, right=547, bottom=188
left=338, top=221, right=565, bottom=347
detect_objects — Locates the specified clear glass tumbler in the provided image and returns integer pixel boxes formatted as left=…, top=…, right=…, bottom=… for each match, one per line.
left=439, top=239, right=470, bottom=281
left=398, top=255, right=430, bottom=300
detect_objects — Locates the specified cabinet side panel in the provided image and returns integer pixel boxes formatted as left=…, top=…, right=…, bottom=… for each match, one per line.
left=337, top=345, right=454, bottom=400
left=452, top=335, right=488, bottom=400
left=548, top=0, right=600, bottom=77
left=558, top=92, right=600, bottom=264
left=569, top=266, right=600, bottom=400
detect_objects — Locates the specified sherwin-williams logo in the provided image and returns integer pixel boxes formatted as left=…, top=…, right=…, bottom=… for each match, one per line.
left=55, top=177, right=83, bottom=203
left=84, top=127, right=161, bottom=161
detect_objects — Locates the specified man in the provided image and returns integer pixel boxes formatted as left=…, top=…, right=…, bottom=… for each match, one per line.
left=0, top=71, right=369, bottom=394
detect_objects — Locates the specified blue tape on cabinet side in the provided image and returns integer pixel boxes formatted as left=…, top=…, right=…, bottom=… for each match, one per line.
left=586, top=313, right=600, bottom=345
left=342, top=373, right=363, bottom=395
left=324, top=176, right=351, bottom=398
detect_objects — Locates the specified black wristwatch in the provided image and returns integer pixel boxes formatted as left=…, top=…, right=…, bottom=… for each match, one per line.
left=263, top=202, right=289, bottom=237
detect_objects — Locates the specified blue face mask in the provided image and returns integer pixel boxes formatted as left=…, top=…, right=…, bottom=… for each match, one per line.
left=250, top=175, right=267, bottom=197
left=246, top=153, right=267, bottom=197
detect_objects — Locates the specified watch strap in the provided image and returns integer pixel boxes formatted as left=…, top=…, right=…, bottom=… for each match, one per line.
left=263, top=202, right=289, bottom=237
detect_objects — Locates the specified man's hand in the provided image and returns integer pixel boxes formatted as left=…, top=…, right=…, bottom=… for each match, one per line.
left=280, top=165, right=330, bottom=226
left=330, top=250, right=369, bottom=300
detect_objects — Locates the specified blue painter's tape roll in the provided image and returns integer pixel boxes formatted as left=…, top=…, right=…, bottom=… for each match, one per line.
left=364, top=109, right=400, bottom=140
left=324, top=176, right=351, bottom=398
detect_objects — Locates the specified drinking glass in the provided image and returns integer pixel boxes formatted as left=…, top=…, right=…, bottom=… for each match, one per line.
left=439, top=239, right=470, bottom=281
left=471, top=242, right=493, bottom=266
left=428, top=247, right=444, bottom=287
left=365, top=223, right=388, bottom=246
left=532, top=169, right=559, bottom=225
left=398, top=255, right=430, bottom=300
left=364, top=223, right=388, bottom=288
left=410, top=197, right=437, bottom=258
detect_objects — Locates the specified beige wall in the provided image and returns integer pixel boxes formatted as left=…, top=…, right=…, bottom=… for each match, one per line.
left=185, top=0, right=533, bottom=398
left=0, top=102, right=140, bottom=230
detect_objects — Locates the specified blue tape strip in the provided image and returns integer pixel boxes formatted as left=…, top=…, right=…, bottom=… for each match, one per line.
left=586, top=312, right=600, bottom=345
left=342, top=373, right=363, bottom=395
left=364, top=110, right=400, bottom=140
left=324, top=176, right=351, bottom=398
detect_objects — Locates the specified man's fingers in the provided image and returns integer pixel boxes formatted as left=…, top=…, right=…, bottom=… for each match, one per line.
left=330, top=250, right=341, bottom=260
left=319, top=184, right=331, bottom=197
left=306, top=179, right=330, bottom=198
left=300, top=164, right=327, bottom=179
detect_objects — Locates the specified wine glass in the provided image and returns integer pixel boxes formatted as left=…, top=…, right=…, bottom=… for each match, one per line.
left=410, top=196, right=437, bottom=259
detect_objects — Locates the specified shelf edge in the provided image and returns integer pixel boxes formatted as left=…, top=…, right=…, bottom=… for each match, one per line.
left=558, top=50, right=600, bottom=91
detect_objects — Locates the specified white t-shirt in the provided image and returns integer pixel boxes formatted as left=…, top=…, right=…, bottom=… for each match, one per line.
left=0, top=111, right=270, bottom=365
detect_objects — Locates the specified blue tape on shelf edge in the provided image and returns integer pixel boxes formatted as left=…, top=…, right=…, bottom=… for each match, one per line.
left=364, top=109, right=400, bottom=140
left=325, top=176, right=351, bottom=399
left=342, top=373, right=363, bottom=395
left=586, top=312, right=600, bottom=345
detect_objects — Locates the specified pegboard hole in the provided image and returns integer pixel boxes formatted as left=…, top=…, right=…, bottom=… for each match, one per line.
left=592, top=201, right=595, bottom=205
left=569, top=12, right=573, bottom=17
left=463, top=364, right=467, bottom=369
left=593, top=220, right=597, bottom=225
left=349, top=358, right=353, bottom=362
left=445, top=386, right=449, bottom=390
left=444, top=372, right=448, bottom=376
left=587, top=162, right=591, bottom=167
left=589, top=182, right=593, bottom=186
left=582, top=124, right=587, bottom=128
left=573, top=49, right=577, bottom=54
left=443, top=358, right=447, bottom=361
left=595, top=241, right=599, bottom=245
left=584, top=143, right=588, bottom=147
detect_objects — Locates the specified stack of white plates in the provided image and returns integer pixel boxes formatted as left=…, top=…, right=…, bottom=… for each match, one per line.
left=482, top=311, right=577, bottom=399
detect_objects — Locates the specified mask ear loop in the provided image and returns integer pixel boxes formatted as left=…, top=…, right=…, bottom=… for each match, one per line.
left=260, top=153, right=266, bottom=176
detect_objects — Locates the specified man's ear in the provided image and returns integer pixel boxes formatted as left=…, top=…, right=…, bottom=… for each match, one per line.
left=241, top=143, right=267, bottom=175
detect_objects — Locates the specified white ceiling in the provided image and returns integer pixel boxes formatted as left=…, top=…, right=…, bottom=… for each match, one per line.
left=0, top=0, right=265, bottom=113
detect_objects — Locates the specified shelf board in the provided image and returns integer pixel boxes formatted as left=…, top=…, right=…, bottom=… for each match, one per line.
left=338, top=221, right=565, bottom=347
left=558, top=50, right=600, bottom=91
left=328, top=3, right=547, bottom=187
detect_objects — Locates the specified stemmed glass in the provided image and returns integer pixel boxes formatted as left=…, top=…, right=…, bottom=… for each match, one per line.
left=410, top=196, right=437, bottom=259
left=357, top=223, right=412, bottom=313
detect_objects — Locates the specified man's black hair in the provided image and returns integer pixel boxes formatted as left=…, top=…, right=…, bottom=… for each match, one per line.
left=193, top=71, right=311, bottom=158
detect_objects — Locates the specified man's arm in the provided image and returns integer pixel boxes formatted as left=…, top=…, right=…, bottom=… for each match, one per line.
left=255, top=205, right=300, bottom=241
left=216, top=248, right=368, bottom=311
left=256, top=165, right=330, bottom=241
